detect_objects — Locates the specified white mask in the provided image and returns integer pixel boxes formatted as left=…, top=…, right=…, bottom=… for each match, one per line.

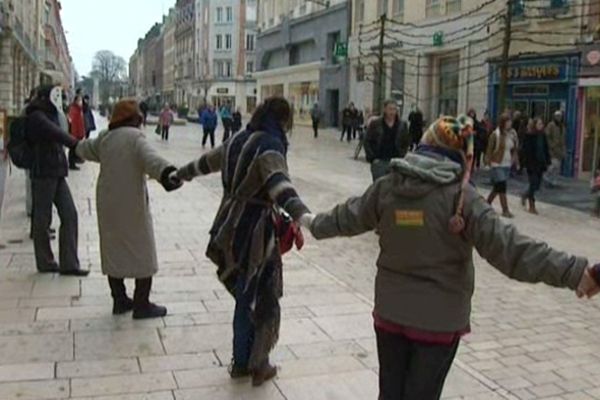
left=49, top=86, right=63, bottom=113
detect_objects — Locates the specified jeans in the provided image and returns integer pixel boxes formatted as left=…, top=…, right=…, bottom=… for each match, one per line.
left=161, top=125, right=170, bottom=141
left=376, top=327, right=459, bottom=400
left=202, top=128, right=215, bottom=148
left=223, top=118, right=233, bottom=143
left=340, top=125, right=353, bottom=142
left=31, top=177, right=79, bottom=271
left=525, top=169, right=543, bottom=201
left=233, top=274, right=256, bottom=368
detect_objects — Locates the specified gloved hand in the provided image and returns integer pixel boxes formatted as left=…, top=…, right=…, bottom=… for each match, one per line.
left=299, top=213, right=316, bottom=229
left=160, top=166, right=183, bottom=192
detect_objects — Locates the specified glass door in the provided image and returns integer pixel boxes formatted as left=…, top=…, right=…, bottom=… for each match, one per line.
left=582, top=88, right=600, bottom=176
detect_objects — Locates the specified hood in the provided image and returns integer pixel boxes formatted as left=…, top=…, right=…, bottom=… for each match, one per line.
left=387, top=153, right=463, bottom=198
left=25, top=98, right=57, bottom=117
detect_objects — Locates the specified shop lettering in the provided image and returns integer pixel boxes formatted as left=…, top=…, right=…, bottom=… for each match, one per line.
left=508, top=65, right=561, bottom=80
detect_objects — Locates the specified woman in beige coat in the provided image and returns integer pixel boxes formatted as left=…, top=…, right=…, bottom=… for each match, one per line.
left=76, top=99, right=182, bottom=319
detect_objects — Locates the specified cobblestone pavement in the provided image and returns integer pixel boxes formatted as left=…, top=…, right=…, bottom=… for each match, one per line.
left=0, top=118, right=600, bottom=399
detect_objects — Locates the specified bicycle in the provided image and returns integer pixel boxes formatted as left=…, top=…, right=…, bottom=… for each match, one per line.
left=354, top=127, right=365, bottom=160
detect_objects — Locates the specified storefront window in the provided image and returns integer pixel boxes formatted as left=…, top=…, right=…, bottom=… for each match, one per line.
left=582, top=87, right=600, bottom=175
left=289, top=81, right=319, bottom=125
left=438, top=56, right=459, bottom=117
left=261, top=84, right=284, bottom=98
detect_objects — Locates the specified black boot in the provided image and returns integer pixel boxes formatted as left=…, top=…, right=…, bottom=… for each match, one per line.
left=132, top=278, right=167, bottom=319
left=108, top=277, right=134, bottom=315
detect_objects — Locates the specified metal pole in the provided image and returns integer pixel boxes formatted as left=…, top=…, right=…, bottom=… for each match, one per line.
left=377, top=13, right=386, bottom=114
left=498, top=0, right=513, bottom=115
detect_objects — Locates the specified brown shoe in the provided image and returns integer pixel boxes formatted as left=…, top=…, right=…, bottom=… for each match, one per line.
left=252, top=363, right=277, bottom=387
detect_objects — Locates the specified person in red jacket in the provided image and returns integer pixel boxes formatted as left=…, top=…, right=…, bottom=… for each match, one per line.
left=68, top=96, right=85, bottom=170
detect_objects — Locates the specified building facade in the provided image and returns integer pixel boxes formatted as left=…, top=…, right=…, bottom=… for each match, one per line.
left=174, top=0, right=196, bottom=108
left=163, top=9, right=176, bottom=105
left=256, top=0, right=349, bottom=127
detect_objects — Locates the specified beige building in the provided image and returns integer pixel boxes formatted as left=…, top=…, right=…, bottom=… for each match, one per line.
left=163, top=9, right=176, bottom=105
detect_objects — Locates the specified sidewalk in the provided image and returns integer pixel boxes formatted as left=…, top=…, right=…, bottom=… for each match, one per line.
left=0, top=120, right=599, bottom=399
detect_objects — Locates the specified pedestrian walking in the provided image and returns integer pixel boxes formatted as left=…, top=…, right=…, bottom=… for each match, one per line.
left=67, top=96, right=85, bottom=170
left=159, top=105, right=174, bottom=142
left=25, top=85, right=88, bottom=276
left=139, top=100, right=149, bottom=127
left=76, top=99, right=182, bottom=319
left=299, top=115, right=600, bottom=400
left=220, top=102, right=233, bottom=142
left=545, top=110, right=567, bottom=187
left=200, top=105, right=218, bottom=149
left=467, top=108, right=487, bottom=170
left=364, top=99, right=410, bottom=181
left=177, top=97, right=310, bottom=387
left=408, top=105, right=424, bottom=150
left=520, top=118, right=551, bottom=214
left=232, top=107, right=243, bottom=134
left=340, top=103, right=357, bottom=142
left=485, top=113, right=518, bottom=218
left=83, top=95, right=96, bottom=139
left=310, top=103, right=321, bottom=138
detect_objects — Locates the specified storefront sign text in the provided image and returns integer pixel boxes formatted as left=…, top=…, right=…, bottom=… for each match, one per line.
left=508, top=65, right=561, bottom=80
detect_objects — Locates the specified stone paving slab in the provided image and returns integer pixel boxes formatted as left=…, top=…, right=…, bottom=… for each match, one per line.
left=0, top=119, right=599, bottom=399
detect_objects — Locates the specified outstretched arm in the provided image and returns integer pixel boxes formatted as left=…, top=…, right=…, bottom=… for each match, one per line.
left=308, top=180, right=381, bottom=239
left=177, top=146, right=224, bottom=181
left=76, top=130, right=106, bottom=162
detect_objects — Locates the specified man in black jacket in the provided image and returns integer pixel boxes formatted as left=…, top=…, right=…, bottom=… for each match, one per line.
left=364, top=99, right=410, bottom=181
left=25, top=85, right=88, bottom=276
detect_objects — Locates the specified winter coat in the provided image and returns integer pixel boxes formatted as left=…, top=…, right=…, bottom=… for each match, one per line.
left=200, top=109, right=218, bottom=130
left=342, top=108, right=358, bottom=127
left=76, top=127, right=175, bottom=279
left=159, top=109, right=174, bottom=127
left=68, top=103, right=86, bottom=140
left=310, top=106, right=321, bottom=122
left=220, top=106, right=232, bottom=121
left=364, top=116, right=410, bottom=163
left=308, top=151, right=588, bottom=333
left=546, top=120, right=566, bottom=160
left=232, top=112, right=242, bottom=132
left=408, top=110, right=424, bottom=136
left=25, top=100, right=77, bottom=179
left=83, top=105, right=96, bottom=133
left=522, top=131, right=551, bottom=174
left=485, top=128, right=518, bottom=166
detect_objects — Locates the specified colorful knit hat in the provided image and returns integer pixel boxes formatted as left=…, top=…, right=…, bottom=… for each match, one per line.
left=421, top=115, right=475, bottom=235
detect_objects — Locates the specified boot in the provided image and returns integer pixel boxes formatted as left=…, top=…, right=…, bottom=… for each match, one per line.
left=108, top=277, right=133, bottom=315
left=252, top=361, right=277, bottom=387
left=132, top=278, right=167, bottom=320
left=528, top=199, right=538, bottom=215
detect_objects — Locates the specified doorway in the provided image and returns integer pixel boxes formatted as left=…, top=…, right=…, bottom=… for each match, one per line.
left=582, top=87, right=600, bottom=177
left=328, top=89, right=339, bottom=127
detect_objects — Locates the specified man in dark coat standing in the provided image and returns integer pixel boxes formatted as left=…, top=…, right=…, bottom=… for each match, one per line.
left=408, top=105, right=424, bottom=150
left=364, top=99, right=410, bottom=181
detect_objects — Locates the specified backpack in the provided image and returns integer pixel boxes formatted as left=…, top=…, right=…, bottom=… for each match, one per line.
left=7, top=116, right=34, bottom=169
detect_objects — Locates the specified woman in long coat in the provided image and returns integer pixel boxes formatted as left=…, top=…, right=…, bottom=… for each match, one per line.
left=177, top=97, right=310, bottom=386
left=76, top=99, right=182, bottom=319
left=68, top=96, right=86, bottom=169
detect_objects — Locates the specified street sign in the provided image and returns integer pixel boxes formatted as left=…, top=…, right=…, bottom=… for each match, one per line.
left=334, top=42, right=348, bottom=58
left=433, top=31, right=444, bottom=46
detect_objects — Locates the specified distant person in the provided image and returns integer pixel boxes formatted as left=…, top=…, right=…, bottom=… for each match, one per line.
left=485, top=113, right=518, bottom=218
left=467, top=108, right=487, bottom=170
left=139, top=100, right=149, bottom=127
left=25, top=84, right=88, bottom=276
left=76, top=99, right=182, bottom=319
left=408, top=104, right=424, bottom=150
left=545, top=110, right=566, bottom=187
left=220, top=102, right=233, bottom=142
left=67, top=95, right=85, bottom=170
left=159, top=105, right=174, bottom=142
left=310, top=103, right=321, bottom=138
left=364, top=99, right=410, bottom=181
left=232, top=107, right=243, bottom=134
left=83, top=95, right=96, bottom=139
left=200, top=105, right=218, bottom=149
left=520, top=118, right=550, bottom=215
left=340, top=102, right=357, bottom=142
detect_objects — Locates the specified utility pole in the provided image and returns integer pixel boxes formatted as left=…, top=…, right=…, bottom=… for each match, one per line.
left=376, top=13, right=386, bottom=115
left=498, top=0, right=513, bottom=115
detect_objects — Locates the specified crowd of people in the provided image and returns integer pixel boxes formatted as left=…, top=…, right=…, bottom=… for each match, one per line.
left=8, top=85, right=600, bottom=399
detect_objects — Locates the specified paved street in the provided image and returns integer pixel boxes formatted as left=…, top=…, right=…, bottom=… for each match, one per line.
left=0, top=118, right=600, bottom=400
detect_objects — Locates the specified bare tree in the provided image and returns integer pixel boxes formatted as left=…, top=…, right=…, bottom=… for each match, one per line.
left=91, top=50, right=127, bottom=105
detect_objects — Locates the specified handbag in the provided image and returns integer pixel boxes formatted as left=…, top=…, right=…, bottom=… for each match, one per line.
left=154, top=124, right=161, bottom=135
left=275, top=209, right=304, bottom=255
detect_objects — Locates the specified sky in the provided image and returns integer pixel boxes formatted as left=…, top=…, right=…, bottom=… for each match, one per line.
left=60, top=0, right=175, bottom=76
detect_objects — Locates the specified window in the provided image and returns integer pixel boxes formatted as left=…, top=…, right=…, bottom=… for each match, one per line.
left=393, top=0, right=404, bottom=18
left=391, top=60, right=405, bottom=96
left=446, top=0, right=461, bottom=13
left=246, top=61, right=254, bottom=74
left=225, top=61, right=232, bottom=77
left=216, top=7, right=223, bottom=22
left=426, top=0, right=441, bottom=17
left=438, top=56, right=460, bottom=117
left=550, top=0, right=567, bottom=8
left=246, top=34, right=255, bottom=51
left=355, top=0, right=365, bottom=25
left=378, top=0, right=389, bottom=16
left=513, top=0, right=525, bottom=16
left=225, top=34, right=232, bottom=49
left=216, top=34, right=223, bottom=50
left=226, top=6, right=233, bottom=22
left=215, top=61, right=224, bottom=77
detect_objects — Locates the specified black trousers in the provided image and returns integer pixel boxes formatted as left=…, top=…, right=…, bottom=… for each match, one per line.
left=31, top=177, right=79, bottom=272
left=340, top=125, right=353, bottom=142
left=376, top=327, right=459, bottom=400
left=202, top=127, right=215, bottom=148
left=222, top=118, right=233, bottom=143
left=525, top=169, right=543, bottom=201
left=312, top=120, right=319, bottom=138
left=161, top=126, right=170, bottom=141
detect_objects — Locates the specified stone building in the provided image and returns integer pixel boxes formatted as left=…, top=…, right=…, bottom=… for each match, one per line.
left=256, top=0, right=349, bottom=127
left=163, top=8, right=176, bottom=106
left=174, top=0, right=196, bottom=108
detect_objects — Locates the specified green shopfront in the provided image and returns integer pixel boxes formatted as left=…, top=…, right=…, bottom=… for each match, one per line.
left=488, top=53, right=580, bottom=176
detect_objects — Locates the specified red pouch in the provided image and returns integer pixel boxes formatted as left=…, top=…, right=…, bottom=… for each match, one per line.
left=275, top=212, right=304, bottom=255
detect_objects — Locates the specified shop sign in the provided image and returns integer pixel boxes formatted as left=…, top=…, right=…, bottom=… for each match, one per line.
left=433, top=31, right=444, bottom=47
left=334, top=42, right=348, bottom=58
left=216, top=88, right=229, bottom=94
left=493, top=59, right=568, bottom=83
left=580, top=44, right=600, bottom=77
